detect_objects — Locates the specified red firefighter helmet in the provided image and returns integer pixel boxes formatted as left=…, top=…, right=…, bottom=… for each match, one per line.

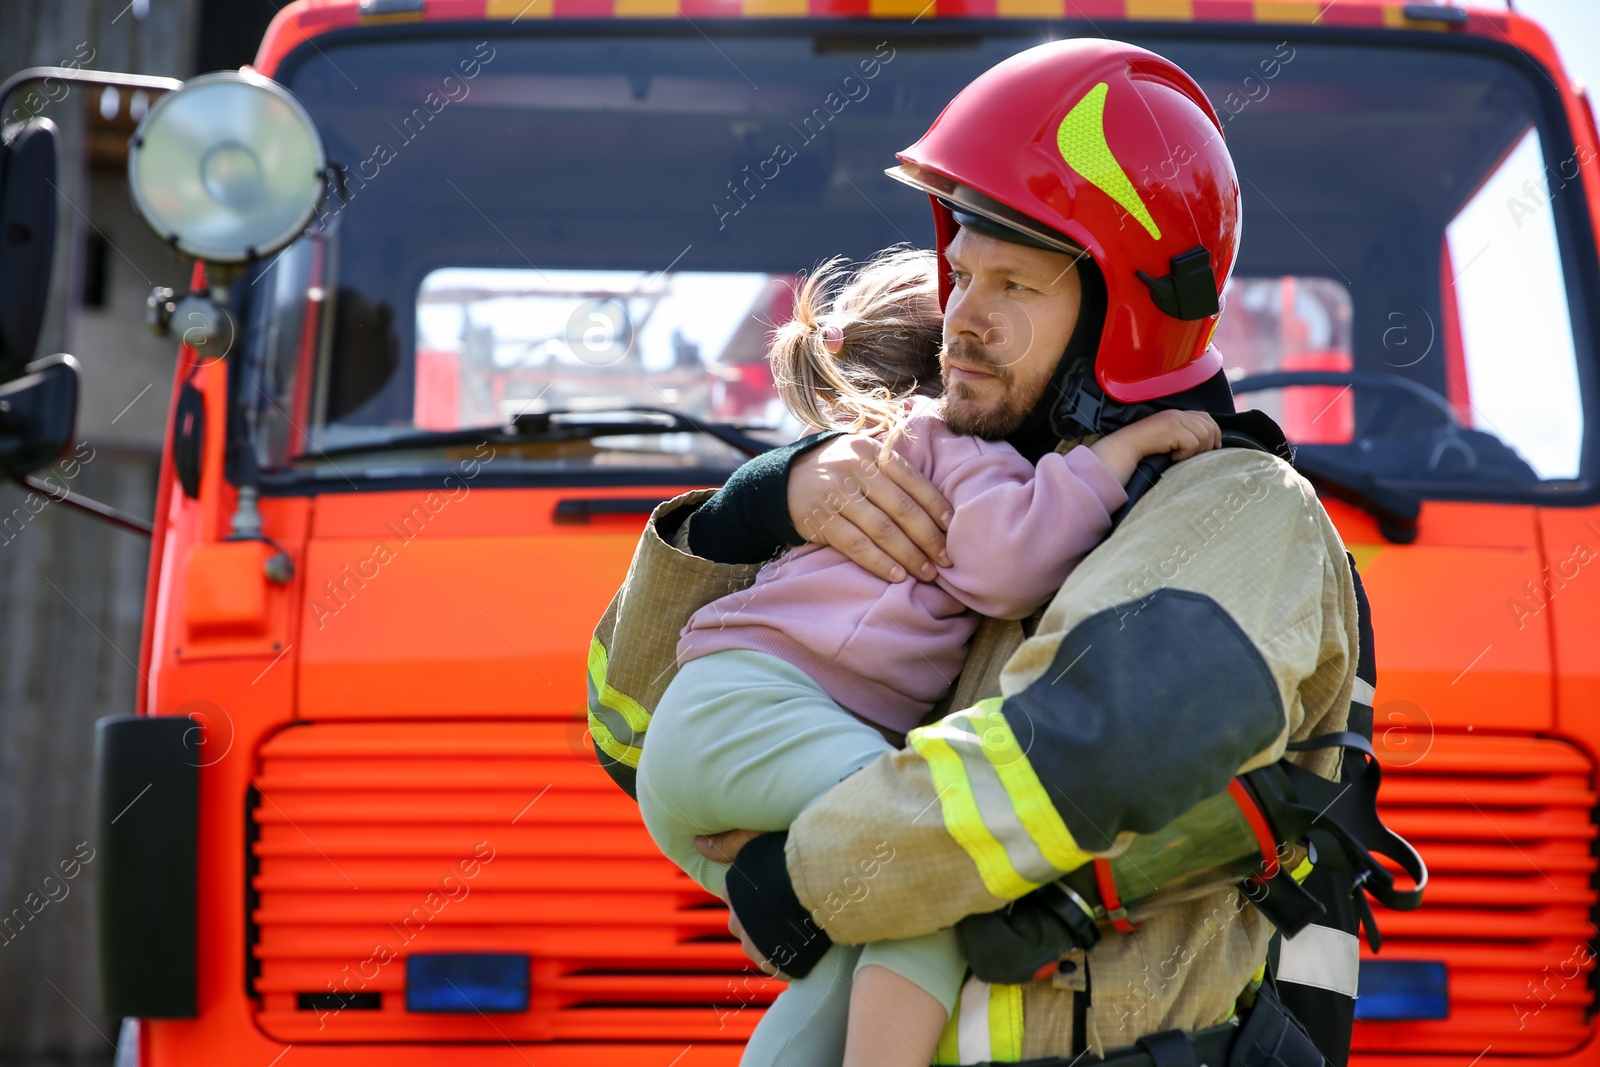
left=889, top=39, right=1241, bottom=404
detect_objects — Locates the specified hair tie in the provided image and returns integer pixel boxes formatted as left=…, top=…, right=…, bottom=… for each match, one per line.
left=820, top=325, right=844, bottom=354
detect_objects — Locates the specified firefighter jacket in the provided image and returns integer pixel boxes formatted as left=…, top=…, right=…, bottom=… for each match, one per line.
left=588, top=445, right=1356, bottom=1060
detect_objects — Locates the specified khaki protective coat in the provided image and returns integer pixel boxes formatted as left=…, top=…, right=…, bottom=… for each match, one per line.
left=589, top=448, right=1355, bottom=1059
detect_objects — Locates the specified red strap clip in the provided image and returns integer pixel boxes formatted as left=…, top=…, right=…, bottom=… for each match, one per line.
left=1228, top=778, right=1281, bottom=882
left=1094, top=857, right=1138, bottom=934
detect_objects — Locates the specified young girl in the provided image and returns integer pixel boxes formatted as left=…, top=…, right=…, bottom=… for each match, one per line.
left=635, top=248, right=1218, bottom=1067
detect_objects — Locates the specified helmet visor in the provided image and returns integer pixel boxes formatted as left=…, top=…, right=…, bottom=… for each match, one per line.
left=886, top=161, right=1087, bottom=258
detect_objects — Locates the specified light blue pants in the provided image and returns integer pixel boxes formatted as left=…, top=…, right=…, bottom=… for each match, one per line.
left=636, top=649, right=965, bottom=1067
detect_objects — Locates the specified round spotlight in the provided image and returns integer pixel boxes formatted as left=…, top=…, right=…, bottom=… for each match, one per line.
left=128, top=71, right=325, bottom=264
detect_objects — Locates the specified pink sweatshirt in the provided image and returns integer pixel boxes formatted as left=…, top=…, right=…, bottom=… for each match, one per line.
left=676, top=399, right=1130, bottom=736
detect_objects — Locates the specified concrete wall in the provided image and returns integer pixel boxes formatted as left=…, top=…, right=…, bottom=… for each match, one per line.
left=1, top=1, right=197, bottom=1060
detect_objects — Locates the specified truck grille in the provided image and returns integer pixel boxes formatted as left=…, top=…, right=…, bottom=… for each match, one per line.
left=1355, top=732, right=1597, bottom=1056
left=252, top=725, right=1598, bottom=1050
left=250, top=722, right=778, bottom=1043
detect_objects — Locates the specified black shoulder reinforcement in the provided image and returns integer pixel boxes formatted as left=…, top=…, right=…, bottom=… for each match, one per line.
left=724, top=831, right=834, bottom=979
left=595, top=745, right=637, bottom=800
left=1000, top=588, right=1286, bottom=848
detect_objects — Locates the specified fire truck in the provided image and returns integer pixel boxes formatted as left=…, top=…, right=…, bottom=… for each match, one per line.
left=0, top=0, right=1593, bottom=1063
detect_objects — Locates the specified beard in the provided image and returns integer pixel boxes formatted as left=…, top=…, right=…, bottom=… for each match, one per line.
left=938, top=337, right=1048, bottom=441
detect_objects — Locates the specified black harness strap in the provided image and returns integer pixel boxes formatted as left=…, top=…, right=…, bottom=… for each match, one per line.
left=1270, top=560, right=1386, bottom=1067
left=1136, top=1030, right=1199, bottom=1067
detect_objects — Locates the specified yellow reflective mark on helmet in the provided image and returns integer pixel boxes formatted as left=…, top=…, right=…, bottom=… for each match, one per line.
left=964, top=700, right=1093, bottom=875
left=987, top=981, right=1025, bottom=1062
left=1056, top=82, right=1161, bottom=241
left=910, top=729, right=1040, bottom=900
left=1291, top=855, right=1314, bottom=883
left=587, top=637, right=651, bottom=733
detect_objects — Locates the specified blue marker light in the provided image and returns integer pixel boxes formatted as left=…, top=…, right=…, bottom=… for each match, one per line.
left=1353, top=960, right=1448, bottom=1021
left=406, top=953, right=530, bottom=1013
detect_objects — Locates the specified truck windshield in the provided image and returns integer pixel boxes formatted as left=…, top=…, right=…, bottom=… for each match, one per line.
left=243, top=25, right=1594, bottom=495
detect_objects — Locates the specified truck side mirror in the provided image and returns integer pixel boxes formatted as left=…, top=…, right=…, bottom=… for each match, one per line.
left=0, top=352, right=78, bottom=476
left=0, top=119, right=58, bottom=384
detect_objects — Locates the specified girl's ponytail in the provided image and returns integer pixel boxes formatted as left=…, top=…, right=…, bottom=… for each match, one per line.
left=769, top=248, right=942, bottom=442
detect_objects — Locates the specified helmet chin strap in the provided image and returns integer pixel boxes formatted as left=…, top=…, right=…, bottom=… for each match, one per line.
left=1051, top=359, right=1114, bottom=440
left=1049, top=349, right=1240, bottom=441
left=1053, top=361, right=1259, bottom=527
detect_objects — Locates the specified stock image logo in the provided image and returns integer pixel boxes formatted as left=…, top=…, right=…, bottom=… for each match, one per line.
left=178, top=699, right=235, bottom=768
left=565, top=298, right=636, bottom=367
left=1380, top=307, right=1436, bottom=369
left=565, top=711, right=606, bottom=768
left=1375, top=698, right=1434, bottom=769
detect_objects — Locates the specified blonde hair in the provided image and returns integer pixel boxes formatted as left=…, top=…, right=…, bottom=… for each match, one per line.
left=769, top=247, right=942, bottom=446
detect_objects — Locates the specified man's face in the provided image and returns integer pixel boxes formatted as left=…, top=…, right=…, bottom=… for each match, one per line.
left=939, top=227, right=1083, bottom=439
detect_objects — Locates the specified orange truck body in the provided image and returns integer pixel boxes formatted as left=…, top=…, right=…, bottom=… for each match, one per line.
left=128, top=1, right=1600, bottom=1064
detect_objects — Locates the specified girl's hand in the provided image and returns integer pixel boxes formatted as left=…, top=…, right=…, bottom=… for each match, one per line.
left=1088, top=410, right=1222, bottom=485
left=787, top=434, right=954, bottom=583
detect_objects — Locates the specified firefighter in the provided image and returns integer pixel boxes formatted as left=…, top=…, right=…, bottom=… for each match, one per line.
left=590, top=39, right=1364, bottom=1064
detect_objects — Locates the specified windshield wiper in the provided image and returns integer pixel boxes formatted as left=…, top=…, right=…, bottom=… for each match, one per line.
left=305, top=406, right=776, bottom=461
left=1291, top=450, right=1420, bottom=545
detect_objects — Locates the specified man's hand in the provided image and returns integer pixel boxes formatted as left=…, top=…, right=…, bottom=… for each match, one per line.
left=698, top=831, right=792, bottom=981
left=787, top=434, right=953, bottom=584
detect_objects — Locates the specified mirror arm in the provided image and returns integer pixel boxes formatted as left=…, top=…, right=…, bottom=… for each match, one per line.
left=0, top=69, right=182, bottom=540
left=6, top=468, right=153, bottom=538
left=0, top=67, right=183, bottom=118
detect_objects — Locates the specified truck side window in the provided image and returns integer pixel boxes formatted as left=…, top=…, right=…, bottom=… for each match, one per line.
left=1443, top=126, right=1584, bottom=481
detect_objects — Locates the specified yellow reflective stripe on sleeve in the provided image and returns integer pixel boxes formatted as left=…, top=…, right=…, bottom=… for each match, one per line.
left=909, top=700, right=1093, bottom=899
left=967, top=700, right=1093, bottom=875
left=1291, top=855, right=1314, bottom=883
left=587, top=637, right=652, bottom=733
left=585, top=637, right=651, bottom=768
left=987, top=980, right=1024, bottom=1062
left=910, top=731, right=1039, bottom=900
left=588, top=713, right=641, bottom=769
